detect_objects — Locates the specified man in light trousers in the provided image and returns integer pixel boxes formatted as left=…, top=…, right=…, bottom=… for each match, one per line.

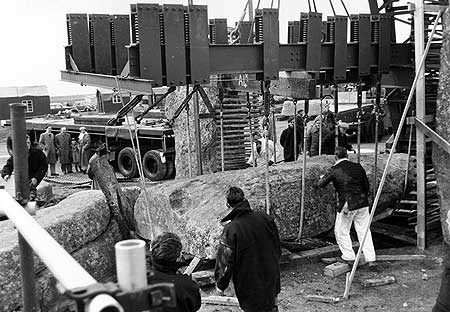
left=316, top=146, right=376, bottom=266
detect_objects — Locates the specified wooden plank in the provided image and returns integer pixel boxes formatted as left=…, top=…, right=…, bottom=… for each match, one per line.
left=192, top=270, right=215, bottom=287
left=371, top=222, right=416, bottom=245
left=184, top=256, right=200, bottom=275
left=361, top=276, right=396, bottom=287
left=322, top=254, right=426, bottom=264
left=324, top=262, right=350, bottom=277
left=202, top=296, right=240, bottom=307
left=306, top=295, right=340, bottom=304
left=372, top=208, right=394, bottom=222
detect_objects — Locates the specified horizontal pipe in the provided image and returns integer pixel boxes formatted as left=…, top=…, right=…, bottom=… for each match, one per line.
left=0, top=190, right=122, bottom=309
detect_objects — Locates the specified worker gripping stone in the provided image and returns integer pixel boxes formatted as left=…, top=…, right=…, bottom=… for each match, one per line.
left=316, top=146, right=376, bottom=266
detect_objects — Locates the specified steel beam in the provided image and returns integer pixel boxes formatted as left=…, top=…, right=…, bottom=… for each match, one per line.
left=415, top=118, right=450, bottom=155
left=60, top=70, right=154, bottom=94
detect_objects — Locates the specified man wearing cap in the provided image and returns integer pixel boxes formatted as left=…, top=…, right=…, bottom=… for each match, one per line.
left=215, top=186, right=281, bottom=312
left=39, top=126, right=58, bottom=176
left=148, top=232, right=201, bottom=312
left=280, top=115, right=303, bottom=162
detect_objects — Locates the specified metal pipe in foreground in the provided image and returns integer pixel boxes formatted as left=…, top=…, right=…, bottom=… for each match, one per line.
left=0, top=190, right=123, bottom=311
left=10, top=103, right=37, bottom=312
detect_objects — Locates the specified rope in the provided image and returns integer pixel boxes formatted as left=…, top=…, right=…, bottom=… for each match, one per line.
left=329, top=0, right=336, bottom=16
left=342, top=10, right=443, bottom=299
left=307, top=0, right=312, bottom=12
left=339, top=0, right=351, bottom=18
left=312, top=0, right=318, bottom=13
left=247, top=0, right=262, bottom=43
left=297, top=100, right=309, bottom=241
left=114, top=77, right=154, bottom=240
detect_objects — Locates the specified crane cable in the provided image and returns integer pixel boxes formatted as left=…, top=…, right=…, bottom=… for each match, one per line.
left=339, top=0, right=351, bottom=18
left=114, top=77, right=155, bottom=240
left=328, top=0, right=337, bottom=16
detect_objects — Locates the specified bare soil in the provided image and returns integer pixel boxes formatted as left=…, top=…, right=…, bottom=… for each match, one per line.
left=199, top=245, right=446, bottom=312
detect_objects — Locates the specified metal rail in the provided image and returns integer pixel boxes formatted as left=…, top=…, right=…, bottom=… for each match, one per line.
left=0, top=190, right=123, bottom=310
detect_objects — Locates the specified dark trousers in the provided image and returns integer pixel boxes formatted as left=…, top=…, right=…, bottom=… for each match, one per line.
left=433, top=267, right=450, bottom=312
left=61, top=164, right=72, bottom=173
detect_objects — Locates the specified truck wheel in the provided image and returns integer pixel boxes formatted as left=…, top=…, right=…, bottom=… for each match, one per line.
left=165, top=160, right=175, bottom=179
left=117, top=147, right=138, bottom=178
left=143, top=150, right=167, bottom=181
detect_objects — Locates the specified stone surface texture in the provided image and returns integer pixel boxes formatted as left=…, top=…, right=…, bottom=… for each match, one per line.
left=0, top=187, right=141, bottom=312
left=134, top=153, right=411, bottom=258
left=165, top=86, right=218, bottom=178
left=434, top=9, right=450, bottom=253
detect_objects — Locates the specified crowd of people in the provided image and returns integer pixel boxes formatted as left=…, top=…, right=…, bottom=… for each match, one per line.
left=36, top=125, right=92, bottom=175
left=247, top=107, right=354, bottom=167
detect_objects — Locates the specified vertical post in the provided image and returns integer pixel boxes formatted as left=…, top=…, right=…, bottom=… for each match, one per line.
left=319, top=86, right=323, bottom=155
left=414, top=0, right=426, bottom=251
left=220, top=92, right=225, bottom=172
left=247, top=93, right=256, bottom=168
left=357, top=81, right=362, bottom=164
left=263, top=81, right=271, bottom=215
left=186, top=86, right=193, bottom=178
left=10, top=103, right=38, bottom=312
left=293, top=100, right=298, bottom=161
left=298, top=99, right=309, bottom=241
left=272, top=110, right=277, bottom=163
left=334, top=84, right=339, bottom=150
left=193, top=90, right=203, bottom=175
left=373, top=78, right=381, bottom=201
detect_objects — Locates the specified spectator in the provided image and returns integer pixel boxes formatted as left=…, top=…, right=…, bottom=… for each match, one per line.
left=78, top=127, right=92, bottom=173
left=247, top=132, right=275, bottom=167
left=280, top=116, right=303, bottom=162
left=39, top=126, right=57, bottom=176
left=71, top=138, right=81, bottom=172
left=55, top=127, right=72, bottom=174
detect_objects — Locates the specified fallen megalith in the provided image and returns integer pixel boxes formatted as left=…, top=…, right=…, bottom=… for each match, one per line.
left=0, top=186, right=141, bottom=312
left=134, top=153, right=412, bottom=258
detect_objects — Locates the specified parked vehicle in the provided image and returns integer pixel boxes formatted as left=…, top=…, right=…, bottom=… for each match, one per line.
left=25, top=116, right=175, bottom=181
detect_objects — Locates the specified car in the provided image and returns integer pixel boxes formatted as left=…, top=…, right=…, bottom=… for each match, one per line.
left=50, top=103, right=70, bottom=114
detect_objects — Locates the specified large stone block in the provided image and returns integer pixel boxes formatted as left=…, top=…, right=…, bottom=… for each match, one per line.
left=0, top=190, right=128, bottom=312
left=134, top=153, right=411, bottom=258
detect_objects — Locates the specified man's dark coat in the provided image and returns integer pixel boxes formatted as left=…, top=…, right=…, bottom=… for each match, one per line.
left=148, top=261, right=201, bottom=312
left=280, top=125, right=303, bottom=162
left=1, top=146, right=48, bottom=185
left=317, top=159, right=370, bottom=212
left=215, top=199, right=281, bottom=312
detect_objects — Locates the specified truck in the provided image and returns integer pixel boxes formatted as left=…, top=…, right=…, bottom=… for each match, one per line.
left=24, top=113, right=175, bottom=181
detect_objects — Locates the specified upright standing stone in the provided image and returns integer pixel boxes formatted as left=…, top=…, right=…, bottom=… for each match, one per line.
left=434, top=9, right=450, bottom=264
left=165, top=86, right=218, bottom=178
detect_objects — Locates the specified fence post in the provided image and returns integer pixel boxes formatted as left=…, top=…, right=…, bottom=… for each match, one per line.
left=10, top=103, right=38, bottom=311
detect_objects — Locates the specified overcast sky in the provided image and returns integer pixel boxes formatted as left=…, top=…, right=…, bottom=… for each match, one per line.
left=0, top=0, right=410, bottom=96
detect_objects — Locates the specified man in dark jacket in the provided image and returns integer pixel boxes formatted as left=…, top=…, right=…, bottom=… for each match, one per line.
left=1, top=135, right=48, bottom=200
left=316, top=146, right=376, bottom=265
left=280, top=116, right=303, bottom=162
left=148, top=232, right=201, bottom=312
left=215, top=186, right=281, bottom=312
